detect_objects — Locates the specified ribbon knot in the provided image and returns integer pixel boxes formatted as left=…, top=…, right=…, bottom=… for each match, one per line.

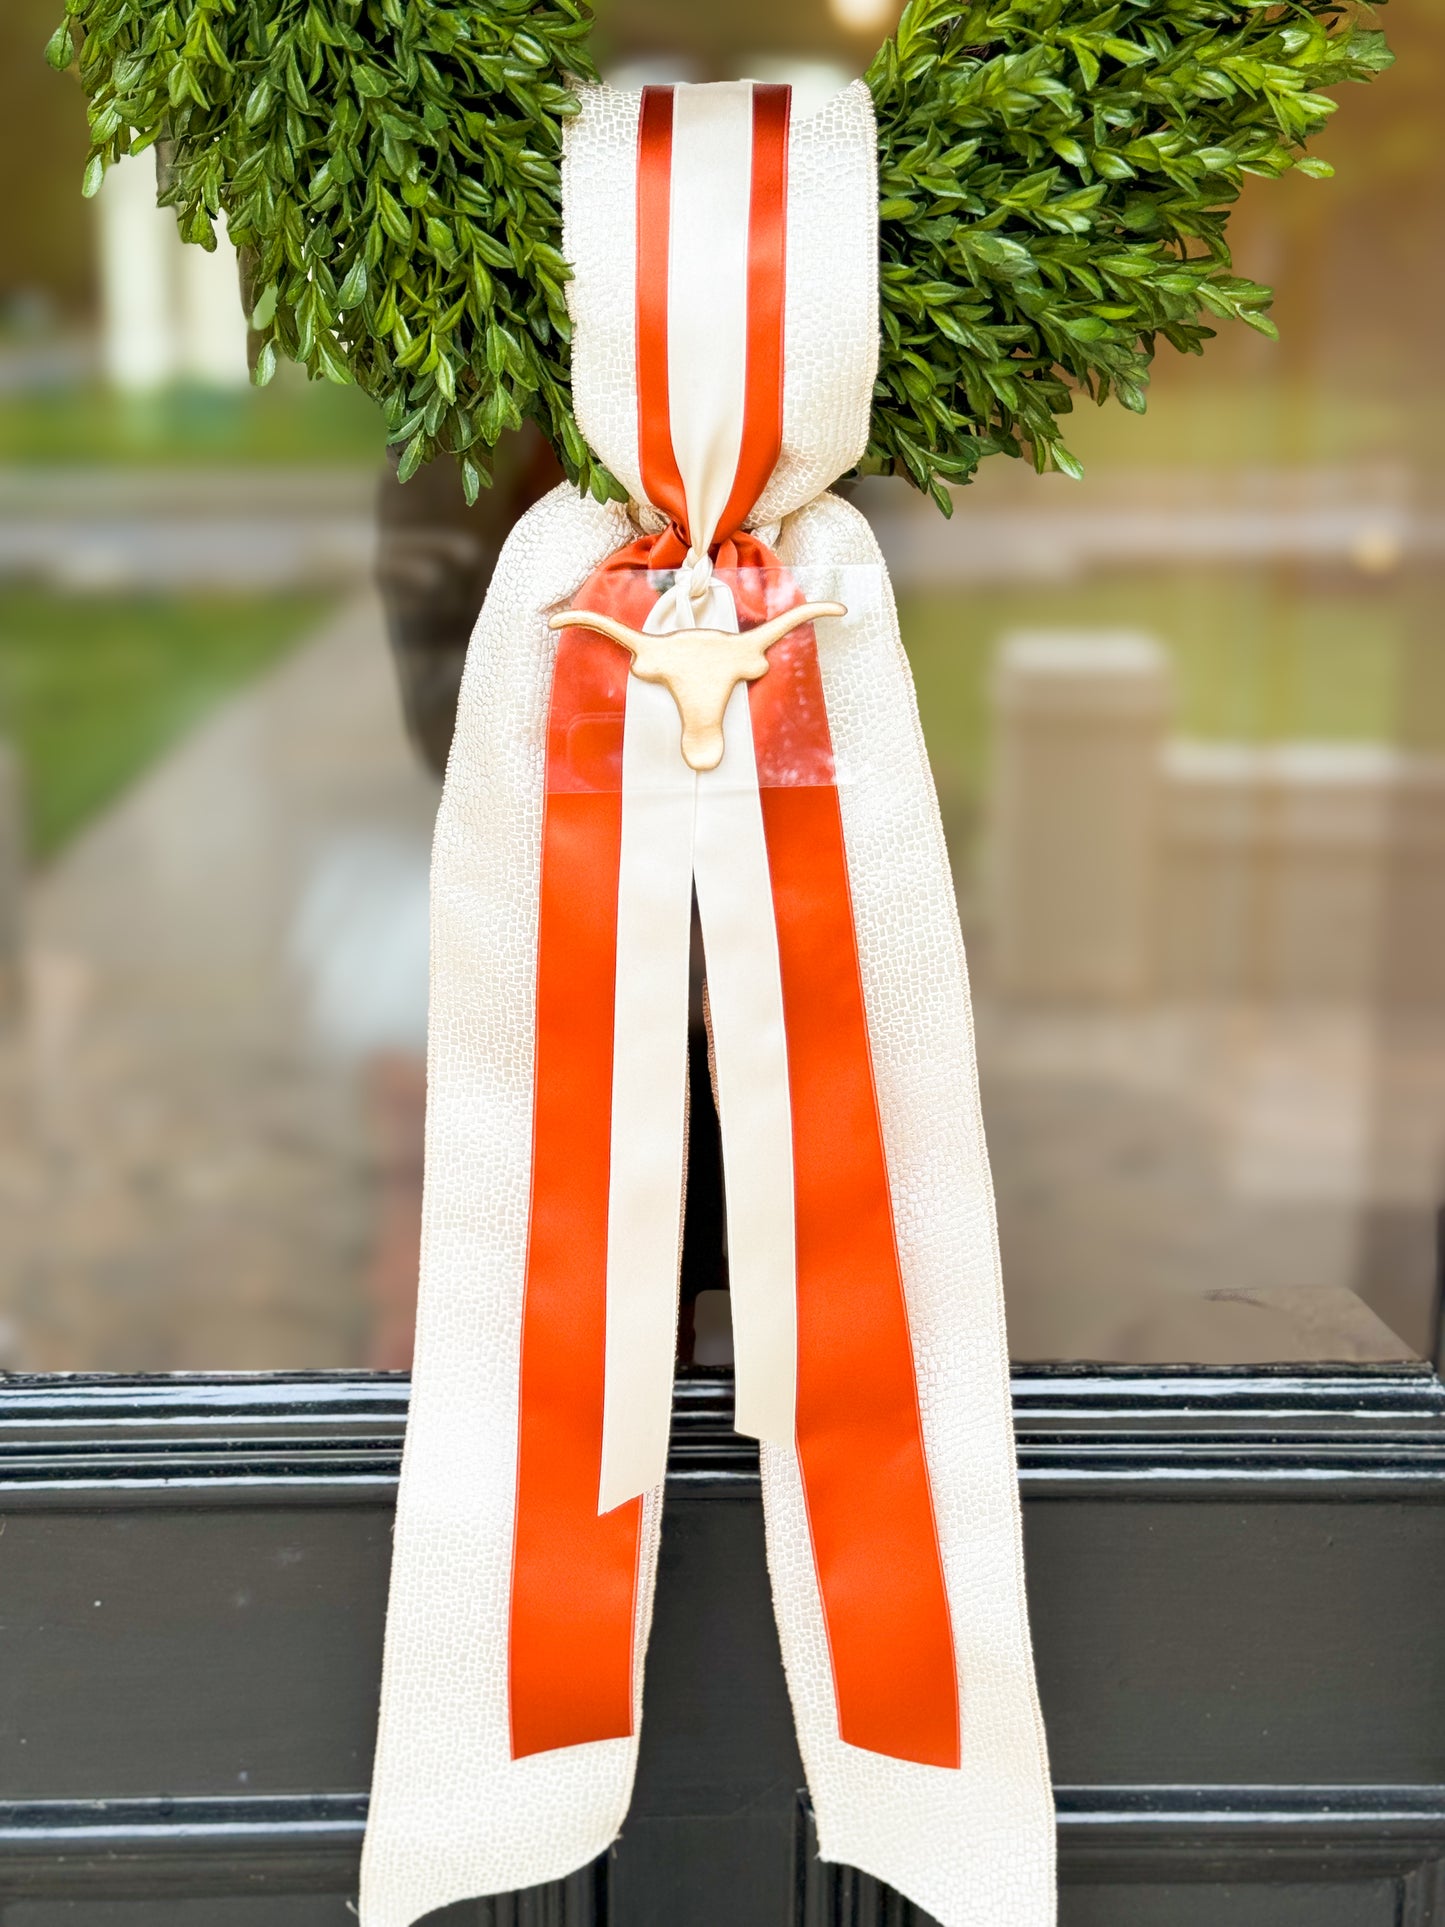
left=675, top=544, right=713, bottom=623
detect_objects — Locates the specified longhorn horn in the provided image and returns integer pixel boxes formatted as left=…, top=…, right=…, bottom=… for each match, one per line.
left=744, top=600, right=848, bottom=654
left=548, top=608, right=642, bottom=659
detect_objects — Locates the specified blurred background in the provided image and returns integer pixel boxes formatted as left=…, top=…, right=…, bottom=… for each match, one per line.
left=1, top=0, right=1439, bottom=1374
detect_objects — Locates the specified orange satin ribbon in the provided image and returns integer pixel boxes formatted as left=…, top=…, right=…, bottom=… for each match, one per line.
left=509, top=83, right=960, bottom=1772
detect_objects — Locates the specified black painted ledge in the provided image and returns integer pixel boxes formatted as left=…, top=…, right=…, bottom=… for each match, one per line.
left=2, top=1786, right=1444, bottom=1899
left=0, top=1362, right=1441, bottom=1502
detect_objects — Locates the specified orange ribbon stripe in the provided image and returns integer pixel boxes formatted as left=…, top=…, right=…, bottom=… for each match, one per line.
left=634, top=87, right=688, bottom=535
left=508, top=559, right=650, bottom=1761
left=747, top=582, right=962, bottom=1770
left=717, top=84, right=790, bottom=544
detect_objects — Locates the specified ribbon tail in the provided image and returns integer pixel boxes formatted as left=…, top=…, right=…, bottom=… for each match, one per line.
left=694, top=681, right=798, bottom=1450
left=510, top=549, right=667, bottom=1757
left=745, top=576, right=961, bottom=1771
left=597, top=671, right=696, bottom=1513
left=757, top=501, right=1055, bottom=1926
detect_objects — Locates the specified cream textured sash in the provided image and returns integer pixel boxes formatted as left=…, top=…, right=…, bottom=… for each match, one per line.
left=360, top=80, right=1055, bottom=1927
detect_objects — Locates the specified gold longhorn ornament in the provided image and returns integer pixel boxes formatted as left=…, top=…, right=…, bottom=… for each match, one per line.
left=548, top=601, right=847, bottom=772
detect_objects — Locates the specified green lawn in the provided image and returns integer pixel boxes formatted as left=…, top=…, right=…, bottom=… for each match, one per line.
left=1, top=363, right=1426, bottom=475
left=0, top=591, right=330, bottom=858
left=0, top=371, right=383, bottom=468
left=1041, top=379, right=1423, bottom=474
left=0, top=552, right=1408, bottom=873
left=901, top=568, right=1407, bottom=846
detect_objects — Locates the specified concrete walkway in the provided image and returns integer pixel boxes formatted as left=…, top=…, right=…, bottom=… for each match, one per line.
left=0, top=584, right=1427, bottom=1373
left=859, top=463, right=1439, bottom=585
left=978, top=994, right=1427, bottom=1364
left=2, top=463, right=1436, bottom=593
left=0, top=467, right=376, bottom=592
left=0, top=594, right=437, bottom=1370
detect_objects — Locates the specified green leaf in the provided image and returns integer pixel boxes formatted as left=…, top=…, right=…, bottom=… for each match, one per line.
left=1347, top=30, right=1395, bottom=75
left=315, top=333, right=354, bottom=383
left=396, top=431, right=427, bottom=483
left=44, top=22, right=74, bottom=71
left=960, top=232, right=1036, bottom=281
left=336, top=257, right=369, bottom=310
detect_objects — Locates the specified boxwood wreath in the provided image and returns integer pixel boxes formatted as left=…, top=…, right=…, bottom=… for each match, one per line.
left=49, top=0, right=1389, bottom=513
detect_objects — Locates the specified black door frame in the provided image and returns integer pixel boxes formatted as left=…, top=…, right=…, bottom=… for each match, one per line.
left=0, top=1365, right=1443, bottom=1924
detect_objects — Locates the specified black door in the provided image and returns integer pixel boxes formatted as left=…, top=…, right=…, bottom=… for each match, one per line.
left=8, top=6, right=1445, bottom=1905
left=0, top=1363, right=1443, bottom=1925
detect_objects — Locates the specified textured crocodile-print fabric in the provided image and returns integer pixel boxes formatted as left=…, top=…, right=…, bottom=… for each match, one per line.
left=563, top=81, right=877, bottom=523
left=365, top=76, right=1053, bottom=1927
left=358, top=485, right=666, bottom=1927
left=765, top=494, right=1056, bottom=1927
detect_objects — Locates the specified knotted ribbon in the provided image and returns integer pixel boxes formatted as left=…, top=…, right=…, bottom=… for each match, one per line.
left=362, top=78, right=1055, bottom=1927
left=510, top=81, right=957, bottom=1768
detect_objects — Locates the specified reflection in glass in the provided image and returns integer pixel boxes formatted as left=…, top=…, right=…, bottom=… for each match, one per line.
left=1, top=0, right=1441, bottom=1373
left=907, top=563, right=1442, bottom=1364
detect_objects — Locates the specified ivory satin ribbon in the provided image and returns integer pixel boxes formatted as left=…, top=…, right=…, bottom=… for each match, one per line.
left=601, top=576, right=796, bottom=1513
left=600, top=84, right=797, bottom=1504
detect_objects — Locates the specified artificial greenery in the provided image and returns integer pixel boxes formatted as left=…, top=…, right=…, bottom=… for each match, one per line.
left=49, top=0, right=1388, bottom=512
left=49, top=0, right=612, bottom=506
left=865, top=0, right=1391, bottom=507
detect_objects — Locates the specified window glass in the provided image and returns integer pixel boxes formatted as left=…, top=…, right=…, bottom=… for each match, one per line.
left=1, top=0, right=1436, bottom=1370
